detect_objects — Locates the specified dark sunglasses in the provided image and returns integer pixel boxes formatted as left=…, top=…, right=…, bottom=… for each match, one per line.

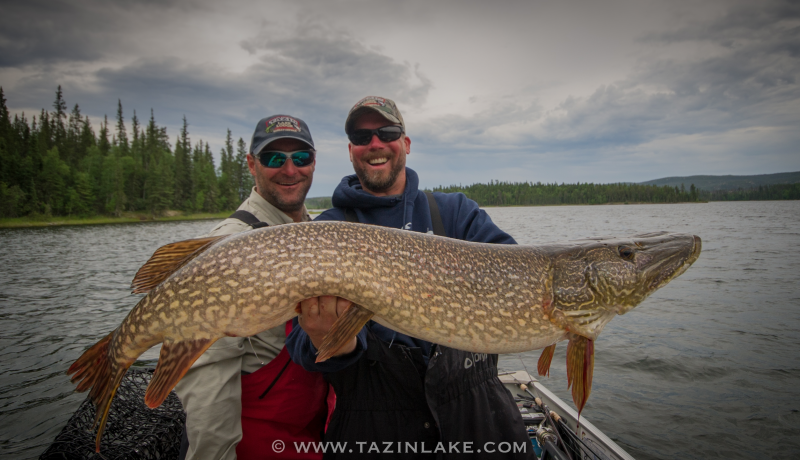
left=348, top=126, right=404, bottom=146
left=256, top=150, right=315, bottom=168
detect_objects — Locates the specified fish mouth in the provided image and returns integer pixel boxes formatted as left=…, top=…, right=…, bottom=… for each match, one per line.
left=645, top=233, right=701, bottom=290
left=607, top=233, right=701, bottom=315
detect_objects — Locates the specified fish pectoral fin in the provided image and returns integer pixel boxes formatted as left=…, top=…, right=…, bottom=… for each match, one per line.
left=537, top=344, right=556, bottom=377
left=144, top=338, right=216, bottom=408
left=316, top=304, right=374, bottom=363
left=566, top=334, right=594, bottom=421
left=131, top=235, right=227, bottom=294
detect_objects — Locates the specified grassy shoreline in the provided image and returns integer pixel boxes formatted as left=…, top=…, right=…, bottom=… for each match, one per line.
left=0, top=210, right=328, bottom=229
left=0, top=211, right=235, bottom=229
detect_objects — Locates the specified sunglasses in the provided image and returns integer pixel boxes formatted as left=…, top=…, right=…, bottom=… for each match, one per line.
left=256, top=150, right=315, bottom=168
left=348, top=126, right=404, bottom=146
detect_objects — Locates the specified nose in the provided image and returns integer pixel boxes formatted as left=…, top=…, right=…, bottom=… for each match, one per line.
left=280, top=158, right=300, bottom=175
left=367, top=132, right=386, bottom=149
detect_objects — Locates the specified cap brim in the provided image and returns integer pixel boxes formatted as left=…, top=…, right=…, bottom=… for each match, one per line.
left=252, top=134, right=315, bottom=155
left=345, top=107, right=402, bottom=134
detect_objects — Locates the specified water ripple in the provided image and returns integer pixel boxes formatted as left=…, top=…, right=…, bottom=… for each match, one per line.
left=2, top=203, right=800, bottom=459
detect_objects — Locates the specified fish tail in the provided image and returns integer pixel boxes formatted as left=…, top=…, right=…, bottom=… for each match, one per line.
left=67, top=332, right=113, bottom=393
left=566, top=335, right=594, bottom=424
left=67, top=331, right=131, bottom=452
left=537, top=344, right=556, bottom=377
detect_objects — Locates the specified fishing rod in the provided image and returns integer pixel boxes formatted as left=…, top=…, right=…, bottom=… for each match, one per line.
left=518, top=383, right=573, bottom=460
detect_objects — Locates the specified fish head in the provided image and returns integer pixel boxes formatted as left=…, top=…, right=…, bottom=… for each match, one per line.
left=546, top=232, right=701, bottom=339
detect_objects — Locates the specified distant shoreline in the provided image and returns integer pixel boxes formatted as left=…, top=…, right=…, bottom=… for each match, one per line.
left=479, top=201, right=709, bottom=208
left=0, top=211, right=234, bottom=229
left=0, top=202, right=708, bottom=229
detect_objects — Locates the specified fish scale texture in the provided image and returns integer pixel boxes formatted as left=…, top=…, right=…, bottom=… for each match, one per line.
left=121, top=222, right=561, bottom=359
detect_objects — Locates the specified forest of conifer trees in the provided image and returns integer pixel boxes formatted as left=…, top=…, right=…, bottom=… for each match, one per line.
left=430, top=179, right=799, bottom=206
left=431, top=180, right=703, bottom=206
left=2, top=87, right=796, bottom=220
left=0, top=86, right=254, bottom=218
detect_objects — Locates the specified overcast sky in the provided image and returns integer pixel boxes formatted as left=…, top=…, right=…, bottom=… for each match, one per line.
left=2, top=0, right=798, bottom=197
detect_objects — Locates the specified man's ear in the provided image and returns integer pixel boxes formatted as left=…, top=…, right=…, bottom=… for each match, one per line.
left=404, top=135, right=411, bottom=155
left=247, top=153, right=257, bottom=176
left=348, top=143, right=354, bottom=162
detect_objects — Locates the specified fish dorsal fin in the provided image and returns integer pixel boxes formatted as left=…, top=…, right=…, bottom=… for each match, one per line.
left=131, top=235, right=226, bottom=294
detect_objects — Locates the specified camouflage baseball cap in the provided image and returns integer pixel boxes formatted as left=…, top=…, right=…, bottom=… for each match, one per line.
left=344, top=96, right=405, bottom=135
left=250, top=114, right=314, bottom=156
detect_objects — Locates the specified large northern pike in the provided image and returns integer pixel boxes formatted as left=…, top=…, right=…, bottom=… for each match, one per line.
left=68, top=221, right=701, bottom=452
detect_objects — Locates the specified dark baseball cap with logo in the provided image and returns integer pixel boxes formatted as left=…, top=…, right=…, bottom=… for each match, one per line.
left=250, top=114, right=315, bottom=156
left=344, top=96, right=405, bottom=135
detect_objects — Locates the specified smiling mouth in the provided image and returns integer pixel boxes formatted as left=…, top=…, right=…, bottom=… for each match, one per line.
left=368, top=158, right=389, bottom=165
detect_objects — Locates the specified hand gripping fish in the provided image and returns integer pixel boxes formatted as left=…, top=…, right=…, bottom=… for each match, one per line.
left=67, top=221, right=701, bottom=452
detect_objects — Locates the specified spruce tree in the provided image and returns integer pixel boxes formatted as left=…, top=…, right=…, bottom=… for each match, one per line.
left=217, top=128, right=237, bottom=210
left=98, top=115, right=110, bottom=155
left=0, top=88, right=10, bottom=185
left=173, top=116, right=193, bottom=210
left=64, top=103, right=83, bottom=167
left=234, top=137, right=253, bottom=201
left=131, top=110, right=141, bottom=165
left=52, top=86, right=67, bottom=147
left=115, top=100, right=129, bottom=156
left=0, top=87, right=9, bottom=142
left=80, top=115, right=96, bottom=153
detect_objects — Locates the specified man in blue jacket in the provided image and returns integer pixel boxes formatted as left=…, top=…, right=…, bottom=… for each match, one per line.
left=286, top=96, right=533, bottom=459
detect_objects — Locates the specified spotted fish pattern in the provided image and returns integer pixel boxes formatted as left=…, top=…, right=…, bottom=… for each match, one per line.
left=68, top=221, right=701, bottom=452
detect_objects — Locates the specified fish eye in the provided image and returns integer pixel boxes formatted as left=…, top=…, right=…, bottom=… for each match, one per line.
left=618, top=245, right=635, bottom=261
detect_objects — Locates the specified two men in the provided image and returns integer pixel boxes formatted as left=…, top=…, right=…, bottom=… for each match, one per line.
left=175, top=115, right=330, bottom=460
left=287, top=97, right=533, bottom=459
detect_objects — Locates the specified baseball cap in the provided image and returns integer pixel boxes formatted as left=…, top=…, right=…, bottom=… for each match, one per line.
left=250, top=115, right=314, bottom=155
left=344, top=96, right=405, bottom=135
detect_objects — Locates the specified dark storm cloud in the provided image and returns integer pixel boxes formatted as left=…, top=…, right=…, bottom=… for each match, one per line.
left=7, top=19, right=431, bottom=141
left=238, top=25, right=432, bottom=113
left=0, top=0, right=189, bottom=67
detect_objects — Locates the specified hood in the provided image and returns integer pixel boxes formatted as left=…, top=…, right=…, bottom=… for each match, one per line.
left=331, top=168, right=419, bottom=210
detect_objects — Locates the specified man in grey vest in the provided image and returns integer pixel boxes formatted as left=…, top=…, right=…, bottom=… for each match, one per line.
left=176, top=115, right=330, bottom=460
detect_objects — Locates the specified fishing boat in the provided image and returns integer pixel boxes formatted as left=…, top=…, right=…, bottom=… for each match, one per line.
left=41, top=368, right=634, bottom=460
left=499, top=370, right=635, bottom=460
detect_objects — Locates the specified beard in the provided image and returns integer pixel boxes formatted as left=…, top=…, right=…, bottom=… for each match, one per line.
left=353, top=155, right=405, bottom=194
left=255, top=175, right=312, bottom=214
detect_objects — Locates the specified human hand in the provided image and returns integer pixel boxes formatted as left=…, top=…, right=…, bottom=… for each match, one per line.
left=296, top=296, right=357, bottom=356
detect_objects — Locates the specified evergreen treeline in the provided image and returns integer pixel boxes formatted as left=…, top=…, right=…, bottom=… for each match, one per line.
left=305, top=197, right=333, bottom=210
left=431, top=181, right=702, bottom=206
left=0, top=87, right=254, bottom=218
left=701, top=184, right=800, bottom=201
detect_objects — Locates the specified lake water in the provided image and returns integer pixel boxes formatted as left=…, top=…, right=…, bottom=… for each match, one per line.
left=1, top=201, right=799, bottom=459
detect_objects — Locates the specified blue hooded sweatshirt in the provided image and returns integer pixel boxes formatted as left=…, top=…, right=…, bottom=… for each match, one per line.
left=286, top=167, right=516, bottom=372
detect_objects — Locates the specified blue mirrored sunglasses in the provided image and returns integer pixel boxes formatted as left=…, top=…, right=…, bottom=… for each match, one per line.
left=257, top=150, right=315, bottom=168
